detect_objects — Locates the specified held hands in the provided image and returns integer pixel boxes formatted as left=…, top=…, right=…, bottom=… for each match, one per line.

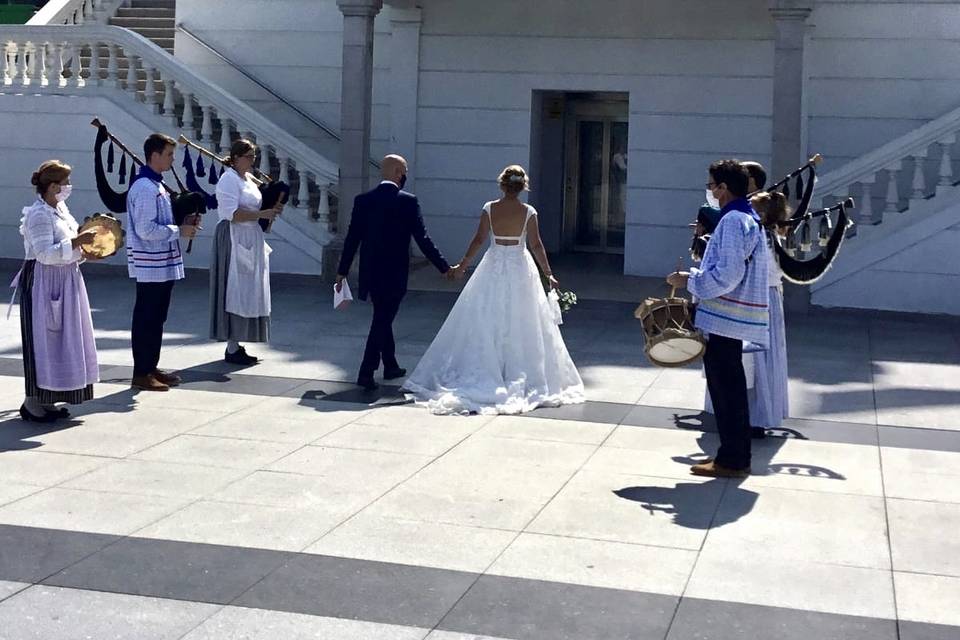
left=335, top=273, right=345, bottom=293
left=666, top=271, right=689, bottom=290
left=445, top=264, right=466, bottom=281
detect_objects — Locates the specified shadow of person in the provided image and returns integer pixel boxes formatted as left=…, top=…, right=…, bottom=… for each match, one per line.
left=0, top=410, right=85, bottom=451
left=296, top=383, right=411, bottom=413
left=614, top=479, right=759, bottom=529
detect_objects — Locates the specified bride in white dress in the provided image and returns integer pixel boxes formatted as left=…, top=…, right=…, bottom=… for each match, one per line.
left=403, top=165, right=585, bottom=415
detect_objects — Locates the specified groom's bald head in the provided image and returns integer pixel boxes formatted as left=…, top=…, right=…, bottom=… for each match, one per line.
left=382, top=155, right=408, bottom=184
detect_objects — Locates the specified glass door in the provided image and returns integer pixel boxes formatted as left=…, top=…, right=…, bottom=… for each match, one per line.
left=567, top=117, right=627, bottom=253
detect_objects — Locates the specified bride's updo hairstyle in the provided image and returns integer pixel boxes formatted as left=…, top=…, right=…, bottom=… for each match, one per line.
left=498, top=165, right=529, bottom=196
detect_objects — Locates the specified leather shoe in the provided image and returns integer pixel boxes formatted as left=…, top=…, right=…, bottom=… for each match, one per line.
left=225, top=346, right=258, bottom=366
left=44, top=406, right=70, bottom=419
left=750, top=426, right=767, bottom=439
left=357, top=376, right=379, bottom=391
left=153, top=370, right=181, bottom=387
left=131, top=374, right=170, bottom=392
left=383, top=367, right=407, bottom=380
left=690, top=460, right=749, bottom=478
left=20, top=404, right=57, bottom=423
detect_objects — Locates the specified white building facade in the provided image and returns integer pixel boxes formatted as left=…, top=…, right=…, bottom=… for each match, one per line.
left=1, top=0, right=958, bottom=314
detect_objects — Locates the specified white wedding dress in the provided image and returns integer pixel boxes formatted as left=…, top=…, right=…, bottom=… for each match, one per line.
left=403, top=202, right=585, bottom=415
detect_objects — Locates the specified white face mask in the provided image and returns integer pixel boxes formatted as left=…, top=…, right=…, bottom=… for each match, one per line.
left=705, top=188, right=720, bottom=209
left=55, top=184, right=72, bottom=203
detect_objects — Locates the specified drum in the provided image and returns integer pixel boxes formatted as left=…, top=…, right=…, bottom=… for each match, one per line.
left=78, top=213, right=125, bottom=259
left=634, top=296, right=705, bottom=367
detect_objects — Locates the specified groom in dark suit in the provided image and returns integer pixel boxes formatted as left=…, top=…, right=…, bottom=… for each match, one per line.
left=336, top=155, right=452, bottom=390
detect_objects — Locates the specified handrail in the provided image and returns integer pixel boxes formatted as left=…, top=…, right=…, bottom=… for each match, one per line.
left=177, top=21, right=380, bottom=171
left=815, top=102, right=960, bottom=199
left=28, top=0, right=122, bottom=26
left=0, top=24, right=340, bottom=186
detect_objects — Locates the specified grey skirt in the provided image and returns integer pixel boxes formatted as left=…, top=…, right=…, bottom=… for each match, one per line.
left=209, top=219, right=270, bottom=342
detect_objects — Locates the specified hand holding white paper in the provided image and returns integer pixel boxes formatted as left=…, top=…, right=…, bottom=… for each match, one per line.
left=334, top=279, right=353, bottom=310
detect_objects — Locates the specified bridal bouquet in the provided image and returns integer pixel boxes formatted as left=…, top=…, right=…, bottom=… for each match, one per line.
left=538, top=268, right=578, bottom=314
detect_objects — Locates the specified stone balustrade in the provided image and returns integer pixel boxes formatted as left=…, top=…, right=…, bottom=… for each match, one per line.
left=0, top=24, right=338, bottom=237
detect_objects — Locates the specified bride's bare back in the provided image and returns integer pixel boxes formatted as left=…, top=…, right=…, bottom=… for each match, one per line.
left=489, top=198, right=530, bottom=246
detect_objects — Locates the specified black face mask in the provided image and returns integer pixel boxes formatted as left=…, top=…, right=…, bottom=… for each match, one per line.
left=398, top=173, right=407, bottom=191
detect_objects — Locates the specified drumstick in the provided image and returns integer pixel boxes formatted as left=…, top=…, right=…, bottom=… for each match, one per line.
left=669, top=258, right=683, bottom=298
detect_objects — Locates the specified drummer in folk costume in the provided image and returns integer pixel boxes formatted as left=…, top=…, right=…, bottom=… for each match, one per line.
left=668, top=159, right=769, bottom=478
left=209, top=139, right=282, bottom=364
left=702, top=162, right=790, bottom=437
left=16, top=160, right=100, bottom=422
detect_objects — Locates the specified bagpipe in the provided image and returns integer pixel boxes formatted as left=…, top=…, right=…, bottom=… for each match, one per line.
left=177, top=134, right=290, bottom=233
left=92, top=118, right=207, bottom=252
left=689, top=154, right=854, bottom=285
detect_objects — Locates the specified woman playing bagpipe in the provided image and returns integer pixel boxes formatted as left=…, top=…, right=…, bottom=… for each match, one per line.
left=16, top=161, right=101, bottom=421
left=209, top=139, right=285, bottom=364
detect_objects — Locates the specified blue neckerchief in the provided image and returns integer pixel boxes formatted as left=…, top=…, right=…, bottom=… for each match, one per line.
left=721, top=196, right=761, bottom=223
left=132, top=165, right=164, bottom=186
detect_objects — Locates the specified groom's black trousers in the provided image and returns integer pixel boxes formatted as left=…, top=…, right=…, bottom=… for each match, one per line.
left=359, top=292, right=404, bottom=377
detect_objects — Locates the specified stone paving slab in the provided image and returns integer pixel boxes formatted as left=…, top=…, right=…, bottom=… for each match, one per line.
left=1, top=276, right=959, bottom=638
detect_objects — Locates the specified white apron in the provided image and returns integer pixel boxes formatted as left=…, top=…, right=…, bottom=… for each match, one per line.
left=226, top=221, right=271, bottom=318
left=219, top=169, right=271, bottom=318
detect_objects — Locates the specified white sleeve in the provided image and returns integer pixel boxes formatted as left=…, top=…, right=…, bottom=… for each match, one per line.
left=23, top=212, right=77, bottom=265
left=215, top=172, right=240, bottom=222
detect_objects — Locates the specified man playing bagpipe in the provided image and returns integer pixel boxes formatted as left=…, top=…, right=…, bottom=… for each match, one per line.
left=126, top=134, right=200, bottom=392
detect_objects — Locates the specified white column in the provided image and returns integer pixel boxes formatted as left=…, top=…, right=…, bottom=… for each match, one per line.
left=768, top=1, right=812, bottom=179
left=332, top=0, right=383, bottom=275
left=388, top=5, right=422, bottom=194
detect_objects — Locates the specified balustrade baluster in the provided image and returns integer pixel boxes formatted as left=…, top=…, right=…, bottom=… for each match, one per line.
left=87, top=41, right=101, bottom=87
left=297, top=170, right=310, bottom=211
left=200, top=105, right=214, bottom=143
left=41, top=42, right=55, bottom=89
left=859, top=181, right=876, bottom=225
left=884, top=164, right=901, bottom=214
left=259, top=144, right=271, bottom=177
left=911, top=153, right=927, bottom=200
left=317, top=184, right=331, bottom=227
left=162, top=78, right=177, bottom=127
left=125, top=52, right=138, bottom=98
left=143, top=65, right=158, bottom=112
left=218, top=117, right=232, bottom=153
left=26, top=42, right=39, bottom=86
left=106, top=43, right=119, bottom=88
left=181, top=91, right=197, bottom=138
left=69, top=44, right=82, bottom=87
left=0, top=44, right=8, bottom=86
left=278, top=156, right=290, bottom=185
left=17, top=43, right=29, bottom=87
left=938, top=136, right=955, bottom=187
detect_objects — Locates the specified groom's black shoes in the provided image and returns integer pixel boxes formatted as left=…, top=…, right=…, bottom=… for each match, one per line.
left=383, top=367, right=407, bottom=380
left=357, top=375, right=379, bottom=391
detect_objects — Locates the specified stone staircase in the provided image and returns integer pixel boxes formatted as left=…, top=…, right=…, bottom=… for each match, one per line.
left=109, top=0, right=174, bottom=53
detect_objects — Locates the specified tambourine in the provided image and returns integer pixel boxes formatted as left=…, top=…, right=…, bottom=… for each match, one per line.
left=78, top=213, right=125, bottom=259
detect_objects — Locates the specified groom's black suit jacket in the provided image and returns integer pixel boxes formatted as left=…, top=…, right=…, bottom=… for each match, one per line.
left=337, top=182, right=450, bottom=301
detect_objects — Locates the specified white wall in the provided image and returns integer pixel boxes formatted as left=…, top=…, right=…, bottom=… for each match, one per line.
left=807, top=0, right=960, bottom=174
left=812, top=221, right=960, bottom=316
left=174, top=0, right=393, bottom=162
left=0, top=93, right=323, bottom=275
left=414, top=0, right=774, bottom=274
left=168, top=0, right=960, bottom=287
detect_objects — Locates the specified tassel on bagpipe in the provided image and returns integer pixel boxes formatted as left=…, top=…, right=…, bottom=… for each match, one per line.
left=773, top=198, right=854, bottom=285
left=177, top=134, right=290, bottom=233
left=91, top=118, right=207, bottom=252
